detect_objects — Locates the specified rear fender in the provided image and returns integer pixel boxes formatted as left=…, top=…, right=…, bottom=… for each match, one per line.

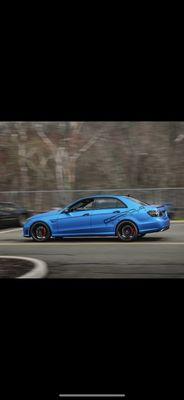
left=115, top=219, right=139, bottom=235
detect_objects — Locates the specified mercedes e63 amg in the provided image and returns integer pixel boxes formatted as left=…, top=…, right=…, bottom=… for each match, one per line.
left=23, top=195, right=170, bottom=242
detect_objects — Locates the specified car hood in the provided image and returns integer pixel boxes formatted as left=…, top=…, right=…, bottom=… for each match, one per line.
left=30, top=209, right=62, bottom=220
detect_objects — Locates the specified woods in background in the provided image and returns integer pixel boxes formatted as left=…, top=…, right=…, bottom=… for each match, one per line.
left=0, top=121, right=184, bottom=210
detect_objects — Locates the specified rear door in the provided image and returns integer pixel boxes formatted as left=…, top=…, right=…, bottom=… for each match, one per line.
left=90, top=197, right=127, bottom=234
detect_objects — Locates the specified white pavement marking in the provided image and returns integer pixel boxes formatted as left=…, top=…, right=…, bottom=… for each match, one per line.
left=0, top=256, right=48, bottom=278
left=59, top=396, right=125, bottom=398
left=0, top=228, right=22, bottom=234
left=0, top=242, right=184, bottom=246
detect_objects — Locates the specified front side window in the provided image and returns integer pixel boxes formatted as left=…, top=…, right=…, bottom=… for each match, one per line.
left=69, top=198, right=94, bottom=212
left=94, top=198, right=127, bottom=210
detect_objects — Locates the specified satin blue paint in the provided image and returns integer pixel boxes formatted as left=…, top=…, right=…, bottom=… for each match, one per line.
left=23, top=195, right=170, bottom=238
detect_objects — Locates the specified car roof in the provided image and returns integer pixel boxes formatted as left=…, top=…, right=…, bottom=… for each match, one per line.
left=76, top=194, right=131, bottom=200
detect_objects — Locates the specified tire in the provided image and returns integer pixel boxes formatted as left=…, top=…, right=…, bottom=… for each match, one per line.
left=30, top=222, right=51, bottom=242
left=117, top=221, right=138, bottom=242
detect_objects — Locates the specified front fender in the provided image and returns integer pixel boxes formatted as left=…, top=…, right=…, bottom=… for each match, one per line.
left=30, top=220, right=53, bottom=233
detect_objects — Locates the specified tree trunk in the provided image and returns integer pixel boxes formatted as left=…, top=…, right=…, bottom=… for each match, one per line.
left=17, top=125, right=29, bottom=206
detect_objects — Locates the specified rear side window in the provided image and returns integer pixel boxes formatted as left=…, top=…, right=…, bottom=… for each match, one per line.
left=126, top=197, right=148, bottom=206
left=94, top=198, right=127, bottom=210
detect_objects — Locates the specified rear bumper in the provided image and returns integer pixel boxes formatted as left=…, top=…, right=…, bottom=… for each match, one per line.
left=139, top=217, right=170, bottom=234
left=160, top=225, right=170, bottom=232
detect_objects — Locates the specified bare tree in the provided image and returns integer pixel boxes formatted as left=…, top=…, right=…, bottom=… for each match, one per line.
left=35, top=123, right=65, bottom=190
left=34, top=122, right=101, bottom=189
left=15, top=123, right=29, bottom=204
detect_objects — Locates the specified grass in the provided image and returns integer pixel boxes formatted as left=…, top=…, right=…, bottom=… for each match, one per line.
left=171, top=218, right=184, bottom=221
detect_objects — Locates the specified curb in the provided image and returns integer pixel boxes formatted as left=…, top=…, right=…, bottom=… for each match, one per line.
left=0, top=256, right=48, bottom=278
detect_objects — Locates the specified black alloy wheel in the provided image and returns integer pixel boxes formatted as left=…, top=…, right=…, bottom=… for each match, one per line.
left=117, top=221, right=138, bottom=242
left=30, top=222, right=51, bottom=242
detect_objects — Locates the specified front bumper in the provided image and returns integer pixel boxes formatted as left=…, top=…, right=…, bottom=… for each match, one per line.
left=23, top=225, right=31, bottom=237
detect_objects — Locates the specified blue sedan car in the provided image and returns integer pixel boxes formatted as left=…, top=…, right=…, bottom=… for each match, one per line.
left=23, top=195, right=170, bottom=242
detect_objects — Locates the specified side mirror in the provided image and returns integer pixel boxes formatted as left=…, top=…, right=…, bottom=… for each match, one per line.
left=63, top=208, right=70, bottom=214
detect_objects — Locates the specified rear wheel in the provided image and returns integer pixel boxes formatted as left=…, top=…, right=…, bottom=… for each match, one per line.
left=30, top=222, right=51, bottom=242
left=117, top=221, right=138, bottom=242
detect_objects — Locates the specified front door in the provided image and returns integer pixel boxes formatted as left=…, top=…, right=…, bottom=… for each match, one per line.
left=57, top=210, right=91, bottom=236
left=57, top=198, right=94, bottom=236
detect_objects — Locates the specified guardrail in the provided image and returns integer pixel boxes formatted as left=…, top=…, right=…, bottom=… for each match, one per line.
left=0, top=188, right=184, bottom=217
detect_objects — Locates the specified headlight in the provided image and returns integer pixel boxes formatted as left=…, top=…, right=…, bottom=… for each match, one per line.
left=147, top=210, right=160, bottom=217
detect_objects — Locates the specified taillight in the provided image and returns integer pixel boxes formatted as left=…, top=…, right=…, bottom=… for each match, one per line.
left=159, top=210, right=166, bottom=217
left=147, top=210, right=160, bottom=217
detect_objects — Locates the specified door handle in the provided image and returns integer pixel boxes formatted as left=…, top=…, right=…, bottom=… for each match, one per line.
left=113, top=210, right=120, bottom=213
left=83, top=213, right=90, bottom=216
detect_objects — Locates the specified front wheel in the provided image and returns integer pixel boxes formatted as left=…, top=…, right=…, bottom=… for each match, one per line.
left=117, top=222, right=138, bottom=242
left=30, top=222, right=51, bottom=242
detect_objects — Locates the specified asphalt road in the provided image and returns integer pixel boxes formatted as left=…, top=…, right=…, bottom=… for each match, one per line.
left=0, top=223, right=184, bottom=278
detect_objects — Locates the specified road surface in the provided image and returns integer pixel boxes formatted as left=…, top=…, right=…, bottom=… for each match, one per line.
left=0, top=222, right=184, bottom=278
